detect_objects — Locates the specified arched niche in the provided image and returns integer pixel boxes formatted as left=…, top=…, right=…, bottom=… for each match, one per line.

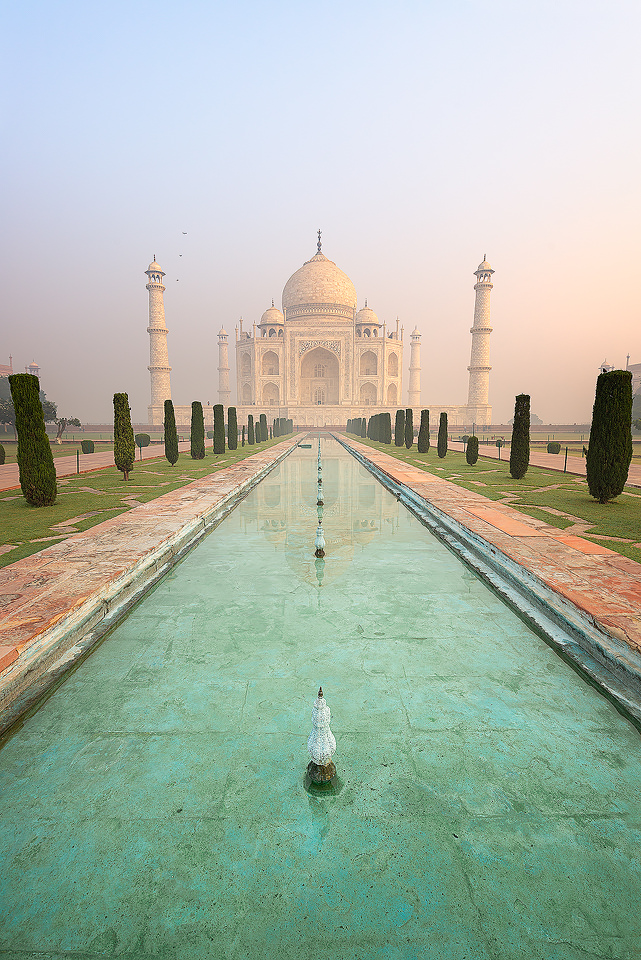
left=300, top=346, right=339, bottom=405
left=360, top=382, right=377, bottom=405
left=242, top=383, right=252, bottom=403
left=388, top=353, right=398, bottom=377
left=241, top=354, right=251, bottom=377
left=387, top=382, right=397, bottom=404
left=262, top=350, right=279, bottom=376
left=360, top=350, right=377, bottom=376
left=263, top=382, right=279, bottom=404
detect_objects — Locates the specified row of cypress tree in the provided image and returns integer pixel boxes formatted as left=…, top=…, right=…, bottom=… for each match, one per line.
left=160, top=403, right=294, bottom=466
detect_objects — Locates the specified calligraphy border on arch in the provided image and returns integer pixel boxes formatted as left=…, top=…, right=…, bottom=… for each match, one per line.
left=298, top=339, right=341, bottom=358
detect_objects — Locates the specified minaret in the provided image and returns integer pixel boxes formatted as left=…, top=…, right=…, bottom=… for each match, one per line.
left=467, top=256, right=494, bottom=420
left=217, top=328, right=231, bottom=405
left=145, top=257, right=172, bottom=421
left=408, top=327, right=421, bottom=407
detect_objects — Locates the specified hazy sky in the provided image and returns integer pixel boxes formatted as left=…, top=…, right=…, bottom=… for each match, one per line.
left=2, top=0, right=639, bottom=424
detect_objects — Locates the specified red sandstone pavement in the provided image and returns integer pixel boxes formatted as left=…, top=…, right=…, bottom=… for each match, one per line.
left=0, top=438, right=300, bottom=701
left=342, top=437, right=641, bottom=655
left=448, top=441, right=641, bottom=486
left=0, top=441, right=192, bottom=492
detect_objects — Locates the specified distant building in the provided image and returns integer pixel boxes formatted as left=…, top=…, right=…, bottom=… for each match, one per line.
left=0, top=356, right=13, bottom=378
left=25, top=360, right=40, bottom=378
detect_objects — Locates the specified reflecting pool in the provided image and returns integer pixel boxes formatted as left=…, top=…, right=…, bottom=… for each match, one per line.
left=1, top=438, right=640, bottom=959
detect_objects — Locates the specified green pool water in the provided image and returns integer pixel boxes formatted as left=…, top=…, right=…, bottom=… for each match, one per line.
left=1, top=438, right=640, bottom=959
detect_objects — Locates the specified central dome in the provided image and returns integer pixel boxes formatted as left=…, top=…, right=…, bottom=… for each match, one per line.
left=282, top=252, right=357, bottom=319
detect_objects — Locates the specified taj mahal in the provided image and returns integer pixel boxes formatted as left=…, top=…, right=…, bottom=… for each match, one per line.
left=145, top=234, right=495, bottom=428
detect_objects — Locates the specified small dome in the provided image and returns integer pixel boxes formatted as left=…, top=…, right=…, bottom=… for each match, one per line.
left=476, top=256, right=493, bottom=272
left=146, top=259, right=164, bottom=274
left=282, top=251, right=357, bottom=315
left=260, top=305, right=284, bottom=326
left=411, top=326, right=421, bottom=336
left=356, top=305, right=380, bottom=326
left=219, top=327, right=228, bottom=336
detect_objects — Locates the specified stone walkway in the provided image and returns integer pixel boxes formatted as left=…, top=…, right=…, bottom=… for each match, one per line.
left=342, top=437, right=641, bottom=655
left=0, top=438, right=299, bottom=728
left=0, top=440, right=192, bottom=492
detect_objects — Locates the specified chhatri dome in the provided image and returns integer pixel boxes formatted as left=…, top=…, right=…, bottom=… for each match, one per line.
left=356, top=303, right=380, bottom=326
left=260, top=303, right=284, bottom=325
left=282, top=234, right=357, bottom=318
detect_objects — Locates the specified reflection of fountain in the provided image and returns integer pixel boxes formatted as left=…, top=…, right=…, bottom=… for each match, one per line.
left=314, top=517, right=326, bottom=558
left=306, top=686, right=336, bottom=783
left=317, top=477, right=324, bottom=506
left=314, top=558, right=325, bottom=587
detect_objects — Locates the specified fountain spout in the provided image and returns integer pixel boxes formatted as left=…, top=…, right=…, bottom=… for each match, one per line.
left=307, top=686, right=336, bottom=783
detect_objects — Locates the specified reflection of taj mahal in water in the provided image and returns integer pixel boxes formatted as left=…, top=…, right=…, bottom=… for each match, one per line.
left=146, top=235, right=494, bottom=427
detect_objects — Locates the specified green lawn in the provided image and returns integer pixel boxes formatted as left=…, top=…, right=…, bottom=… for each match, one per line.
left=0, top=436, right=295, bottom=569
left=347, top=435, right=641, bottom=565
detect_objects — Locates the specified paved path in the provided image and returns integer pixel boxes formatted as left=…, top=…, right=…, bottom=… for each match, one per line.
left=0, top=441, right=192, bottom=492
left=342, top=436, right=641, bottom=656
left=448, top=441, right=641, bottom=487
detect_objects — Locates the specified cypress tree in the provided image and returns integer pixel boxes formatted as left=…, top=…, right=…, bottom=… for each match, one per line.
left=418, top=409, right=430, bottom=453
left=164, top=399, right=179, bottom=465
left=382, top=412, right=392, bottom=444
left=9, top=373, right=57, bottom=505
left=190, top=401, right=205, bottom=459
left=242, top=425, right=245, bottom=446
left=466, top=435, right=479, bottom=465
left=509, top=394, right=530, bottom=480
left=248, top=415, right=255, bottom=445
left=269, top=426, right=272, bottom=439
left=274, top=418, right=279, bottom=438
left=255, top=419, right=261, bottom=442
left=113, top=392, right=135, bottom=481
left=394, top=409, right=404, bottom=446
left=228, top=407, right=238, bottom=451
left=213, top=403, right=225, bottom=454
left=361, top=418, right=366, bottom=438
left=405, top=408, right=414, bottom=449
left=260, top=413, right=267, bottom=443
left=437, top=412, right=448, bottom=459
left=586, top=370, right=633, bottom=503
left=0, top=443, right=6, bottom=465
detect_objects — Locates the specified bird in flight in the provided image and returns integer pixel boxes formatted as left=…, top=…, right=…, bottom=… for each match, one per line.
left=182, top=231, right=187, bottom=235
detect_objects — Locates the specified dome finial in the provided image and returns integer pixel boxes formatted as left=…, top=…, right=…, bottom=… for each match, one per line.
left=365, top=298, right=368, bottom=308
left=272, top=298, right=274, bottom=307
left=317, top=229, right=322, bottom=253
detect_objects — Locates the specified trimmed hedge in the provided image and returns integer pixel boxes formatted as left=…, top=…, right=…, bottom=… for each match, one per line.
left=135, top=433, right=150, bottom=449
left=113, top=392, right=135, bottom=481
left=9, top=373, right=57, bottom=505
left=547, top=442, right=561, bottom=454
left=509, top=394, right=530, bottom=480
left=586, top=370, right=633, bottom=503
left=164, top=399, right=179, bottom=465
left=466, top=435, right=479, bottom=465
left=81, top=439, right=95, bottom=454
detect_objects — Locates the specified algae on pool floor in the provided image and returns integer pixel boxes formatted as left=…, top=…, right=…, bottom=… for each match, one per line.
left=0, top=439, right=640, bottom=959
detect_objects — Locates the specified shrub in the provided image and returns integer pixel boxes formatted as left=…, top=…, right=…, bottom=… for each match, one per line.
left=213, top=403, right=225, bottom=454
left=418, top=410, right=430, bottom=453
left=509, top=394, right=530, bottom=480
left=547, top=442, right=561, bottom=454
left=0, top=442, right=4, bottom=464
left=190, top=402, right=205, bottom=459
left=135, top=433, right=150, bottom=449
left=466, top=435, right=479, bottom=465
left=586, top=370, right=633, bottom=503
left=405, top=408, right=413, bottom=449
left=260, top=414, right=267, bottom=443
left=206, top=429, right=214, bottom=439
left=164, top=399, right=179, bottom=465
left=228, top=407, right=238, bottom=450
left=394, top=409, right=404, bottom=447
left=9, top=373, right=57, bottom=505
left=383, top=412, right=392, bottom=444
left=437, top=412, right=448, bottom=459
left=242, top=425, right=245, bottom=446
left=113, top=392, right=135, bottom=481
left=361, top=418, right=366, bottom=438
left=81, top=439, right=95, bottom=454
left=248, top=415, right=255, bottom=445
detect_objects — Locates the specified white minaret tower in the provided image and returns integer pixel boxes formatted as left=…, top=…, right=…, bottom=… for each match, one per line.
left=466, top=255, right=494, bottom=424
left=217, top=327, right=231, bottom=405
left=145, top=257, right=172, bottom=424
left=408, top=326, right=422, bottom=407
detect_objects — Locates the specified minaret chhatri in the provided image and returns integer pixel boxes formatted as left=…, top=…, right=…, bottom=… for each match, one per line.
left=217, top=328, right=231, bottom=405
left=145, top=257, right=172, bottom=419
left=408, top=326, right=422, bottom=407
left=467, top=255, right=494, bottom=421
